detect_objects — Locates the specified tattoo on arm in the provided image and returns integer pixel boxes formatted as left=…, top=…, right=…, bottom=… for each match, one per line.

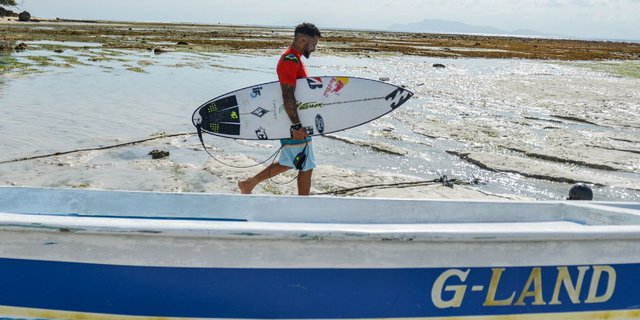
left=281, top=84, right=300, bottom=124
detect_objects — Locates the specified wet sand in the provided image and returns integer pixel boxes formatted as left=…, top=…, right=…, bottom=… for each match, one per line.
left=0, top=134, right=515, bottom=199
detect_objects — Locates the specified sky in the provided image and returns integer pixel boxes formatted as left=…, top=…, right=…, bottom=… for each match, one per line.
left=13, top=0, right=640, bottom=41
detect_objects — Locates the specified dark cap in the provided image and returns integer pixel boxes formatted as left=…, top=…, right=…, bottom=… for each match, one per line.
left=567, top=183, right=593, bottom=200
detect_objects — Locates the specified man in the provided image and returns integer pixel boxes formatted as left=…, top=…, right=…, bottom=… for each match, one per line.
left=238, top=22, right=321, bottom=196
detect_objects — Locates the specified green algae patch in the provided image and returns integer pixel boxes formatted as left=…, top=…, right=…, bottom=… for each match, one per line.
left=594, top=61, right=640, bottom=78
left=25, top=55, right=55, bottom=66
left=124, top=65, right=146, bottom=73
left=56, top=55, right=90, bottom=66
left=88, top=55, right=111, bottom=62
left=137, top=60, right=154, bottom=67
left=0, top=55, right=35, bottom=73
left=88, top=54, right=132, bottom=63
left=35, top=44, right=82, bottom=53
left=209, top=63, right=255, bottom=71
left=584, top=61, right=640, bottom=78
left=167, top=62, right=203, bottom=69
left=101, top=49, right=131, bottom=57
left=24, top=55, right=90, bottom=69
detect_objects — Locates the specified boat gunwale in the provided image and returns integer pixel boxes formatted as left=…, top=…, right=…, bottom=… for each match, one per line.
left=2, top=211, right=640, bottom=242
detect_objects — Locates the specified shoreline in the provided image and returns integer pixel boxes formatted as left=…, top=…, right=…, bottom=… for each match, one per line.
left=2, top=17, right=640, bottom=60
left=11, top=17, right=640, bottom=44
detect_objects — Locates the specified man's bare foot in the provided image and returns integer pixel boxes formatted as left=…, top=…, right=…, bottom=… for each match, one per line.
left=238, top=180, right=253, bottom=194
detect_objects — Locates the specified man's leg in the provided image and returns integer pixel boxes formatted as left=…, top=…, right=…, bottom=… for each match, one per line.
left=297, top=169, right=313, bottom=196
left=238, top=163, right=290, bottom=194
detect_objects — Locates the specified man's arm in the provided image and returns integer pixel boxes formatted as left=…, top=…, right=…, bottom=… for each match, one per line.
left=281, top=83, right=308, bottom=140
left=282, top=84, right=300, bottom=124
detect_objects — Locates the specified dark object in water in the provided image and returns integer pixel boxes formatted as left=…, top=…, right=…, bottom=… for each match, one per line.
left=14, top=42, right=27, bottom=51
left=433, top=63, right=446, bottom=68
left=148, top=150, right=170, bottom=159
left=18, top=11, right=30, bottom=22
left=153, top=47, right=167, bottom=55
left=567, top=183, right=593, bottom=200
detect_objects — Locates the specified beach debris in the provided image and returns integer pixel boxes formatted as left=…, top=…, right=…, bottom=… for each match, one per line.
left=433, top=63, right=446, bottom=68
left=14, top=42, right=27, bottom=51
left=153, top=47, right=167, bottom=55
left=379, top=77, right=390, bottom=81
left=18, top=11, right=30, bottom=22
left=436, top=175, right=454, bottom=188
left=567, top=183, right=593, bottom=200
left=0, top=132, right=194, bottom=165
left=315, top=175, right=485, bottom=196
left=177, top=41, right=189, bottom=45
left=148, top=149, right=170, bottom=159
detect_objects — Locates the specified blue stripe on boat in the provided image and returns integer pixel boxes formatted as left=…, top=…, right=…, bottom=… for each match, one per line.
left=0, top=258, right=636, bottom=319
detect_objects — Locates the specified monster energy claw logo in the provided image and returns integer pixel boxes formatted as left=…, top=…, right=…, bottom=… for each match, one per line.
left=315, top=114, right=325, bottom=134
left=255, top=127, right=268, bottom=140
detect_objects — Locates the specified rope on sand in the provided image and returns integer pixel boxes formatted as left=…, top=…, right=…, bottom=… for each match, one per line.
left=0, top=132, right=196, bottom=165
left=313, top=175, right=484, bottom=196
left=2, top=135, right=487, bottom=196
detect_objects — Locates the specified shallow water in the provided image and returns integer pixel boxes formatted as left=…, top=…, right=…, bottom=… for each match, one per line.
left=1, top=44, right=639, bottom=201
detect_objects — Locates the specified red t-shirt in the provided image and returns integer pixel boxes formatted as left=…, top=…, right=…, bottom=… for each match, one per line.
left=277, top=47, right=308, bottom=86
left=277, top=47, right=311, bottom=144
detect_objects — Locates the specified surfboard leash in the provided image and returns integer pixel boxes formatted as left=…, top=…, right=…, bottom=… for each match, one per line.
left=195, top=121, right=283, bottom=169
left=196, top=122, right=305, bottom=186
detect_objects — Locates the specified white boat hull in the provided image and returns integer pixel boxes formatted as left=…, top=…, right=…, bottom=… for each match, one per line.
left=1, top=187, right=639, bottom=319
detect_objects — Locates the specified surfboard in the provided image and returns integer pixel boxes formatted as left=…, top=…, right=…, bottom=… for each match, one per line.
left=192, top=76, right=413, bottom=140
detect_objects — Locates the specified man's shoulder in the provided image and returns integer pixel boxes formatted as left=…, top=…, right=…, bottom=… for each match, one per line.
left=277, top=47, right=304, bottom=84
left=282, top=53, right=299, bottom=64
left=279, top=47, right=300, bottom=63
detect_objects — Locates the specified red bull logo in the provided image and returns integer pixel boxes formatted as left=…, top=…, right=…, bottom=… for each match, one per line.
left=323, top=77, right=349, bottom=97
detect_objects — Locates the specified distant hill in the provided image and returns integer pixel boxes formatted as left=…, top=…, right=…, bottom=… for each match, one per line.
left=389, top=19, right=548, bottom=37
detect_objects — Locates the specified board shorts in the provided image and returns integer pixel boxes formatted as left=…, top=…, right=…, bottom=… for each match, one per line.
left=278, top=139, right=316, bottom=172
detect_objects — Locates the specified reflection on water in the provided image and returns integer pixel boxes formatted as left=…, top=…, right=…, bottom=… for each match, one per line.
left=0, top=43, right=639, bottom=201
